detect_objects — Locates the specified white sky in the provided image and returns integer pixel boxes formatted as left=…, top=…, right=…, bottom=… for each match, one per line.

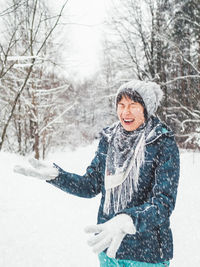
left=52, top=0, right=107, bottom=79
left=0, top=0, right=107, bottom=79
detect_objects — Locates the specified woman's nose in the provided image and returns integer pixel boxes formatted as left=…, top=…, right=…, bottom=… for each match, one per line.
left=123, top=106, right=131, bottom=114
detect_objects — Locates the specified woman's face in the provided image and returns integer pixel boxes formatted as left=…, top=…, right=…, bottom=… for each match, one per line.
left=117, top=95, right=145, bottom=131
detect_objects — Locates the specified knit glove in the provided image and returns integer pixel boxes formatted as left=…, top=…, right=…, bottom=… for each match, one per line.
left=85, top=214, right=136, bottom=258
left=13, top=158, right=58, bottom=181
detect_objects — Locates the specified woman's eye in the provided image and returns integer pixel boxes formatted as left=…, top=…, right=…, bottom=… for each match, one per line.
left=130, top=104, right=137, bottom=108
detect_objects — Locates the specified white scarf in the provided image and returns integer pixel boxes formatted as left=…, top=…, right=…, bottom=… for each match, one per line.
left=103, top=118, right=154, bottom=215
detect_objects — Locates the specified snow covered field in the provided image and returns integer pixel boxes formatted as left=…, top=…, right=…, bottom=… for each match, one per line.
left=0, top=142, right=200, bottom=267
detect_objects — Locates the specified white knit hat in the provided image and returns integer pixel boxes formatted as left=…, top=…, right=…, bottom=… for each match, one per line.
left=116, top=79, right=163, bottom=118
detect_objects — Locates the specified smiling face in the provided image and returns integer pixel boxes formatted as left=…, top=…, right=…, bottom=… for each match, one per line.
left=117, top=96, right=145, bottom=131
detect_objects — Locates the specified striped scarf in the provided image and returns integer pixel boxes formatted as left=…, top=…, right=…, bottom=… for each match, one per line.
left=103, top=118, right=154, bottom=215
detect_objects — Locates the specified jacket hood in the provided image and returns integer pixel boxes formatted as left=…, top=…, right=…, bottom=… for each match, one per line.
left=145, top=117, right=174, bottom=144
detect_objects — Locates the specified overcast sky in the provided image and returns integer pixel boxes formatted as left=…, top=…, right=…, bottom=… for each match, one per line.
left=0, top=0, right=107, bottom=79
left=51, top=0, right=107, bottom=79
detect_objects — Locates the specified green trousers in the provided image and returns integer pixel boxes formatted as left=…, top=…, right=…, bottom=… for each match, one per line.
left=98, top=253, right=170, bottom=267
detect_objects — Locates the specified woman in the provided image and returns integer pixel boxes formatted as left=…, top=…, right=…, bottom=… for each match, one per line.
left=14, top=79, right=180, bottom=267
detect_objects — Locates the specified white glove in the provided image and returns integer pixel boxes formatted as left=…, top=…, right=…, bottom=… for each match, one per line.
left=13, top=158, right=58, bottom=181
left=85, top=214, right=136, bottom=258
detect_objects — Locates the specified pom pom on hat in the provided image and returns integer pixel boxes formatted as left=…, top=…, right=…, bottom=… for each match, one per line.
left=116, top=79, right=163, bottom=118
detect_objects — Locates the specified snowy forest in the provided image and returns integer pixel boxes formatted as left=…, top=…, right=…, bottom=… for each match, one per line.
left=1, top=1, right=200, bottom=267
left=0, top=0, right=200, bottom=159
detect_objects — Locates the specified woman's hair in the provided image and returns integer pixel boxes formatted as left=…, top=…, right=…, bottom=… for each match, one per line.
left=116, top=88, right=148, bottom=120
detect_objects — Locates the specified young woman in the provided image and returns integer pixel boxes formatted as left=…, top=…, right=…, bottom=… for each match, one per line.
left=14, top=80, right=180, bottom=267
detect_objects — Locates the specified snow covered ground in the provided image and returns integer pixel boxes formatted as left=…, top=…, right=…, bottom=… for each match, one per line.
left=0, top=143, right=200, bottom=267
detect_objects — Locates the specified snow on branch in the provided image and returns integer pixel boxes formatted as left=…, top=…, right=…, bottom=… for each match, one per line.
left=7, top=56, right=39, bottom=61
left=181, top=119, right=200, bottom=132
left=13, top=64, right=34, bottom=68
left=39, top=101, right=77, bottom=135
left=161, top=75, right=200, bottom=86
left=167, top=97, right=200, bottom=119
left=35, top=84, right=71, bottom=95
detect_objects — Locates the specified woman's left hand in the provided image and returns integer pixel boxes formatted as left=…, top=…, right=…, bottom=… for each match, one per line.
left=85, top=214, right=136, bottom=258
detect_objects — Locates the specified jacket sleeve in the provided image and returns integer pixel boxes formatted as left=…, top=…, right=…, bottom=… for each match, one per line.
left=119, top=135, right=180, bottom=232
left=47, top=138, right=106, bottom=198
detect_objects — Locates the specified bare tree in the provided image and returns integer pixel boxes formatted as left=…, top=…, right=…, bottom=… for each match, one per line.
left=100, top=0, right=200, bottom=149
left=0, top=0, right=69, bottom=156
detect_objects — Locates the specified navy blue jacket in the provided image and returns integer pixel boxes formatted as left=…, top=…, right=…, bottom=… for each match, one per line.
left=48, top=117, right=180, bottom=263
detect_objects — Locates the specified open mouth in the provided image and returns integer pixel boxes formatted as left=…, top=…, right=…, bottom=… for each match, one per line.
left=123, top=119, right=134, bottom=124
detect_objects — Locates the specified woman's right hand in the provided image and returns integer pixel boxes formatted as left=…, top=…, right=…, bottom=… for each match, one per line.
left=13, top=158, right=58, bottom=181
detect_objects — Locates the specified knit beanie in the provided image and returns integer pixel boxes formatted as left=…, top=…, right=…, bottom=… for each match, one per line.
left=116, top=79, right=163, bottom=118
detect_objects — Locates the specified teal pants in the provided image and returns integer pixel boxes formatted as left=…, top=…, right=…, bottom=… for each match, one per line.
left=98, top=253, right=170, bottom=267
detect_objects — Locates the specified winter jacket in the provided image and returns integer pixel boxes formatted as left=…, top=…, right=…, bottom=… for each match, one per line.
left=47, top=116, right=180, bottom=263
